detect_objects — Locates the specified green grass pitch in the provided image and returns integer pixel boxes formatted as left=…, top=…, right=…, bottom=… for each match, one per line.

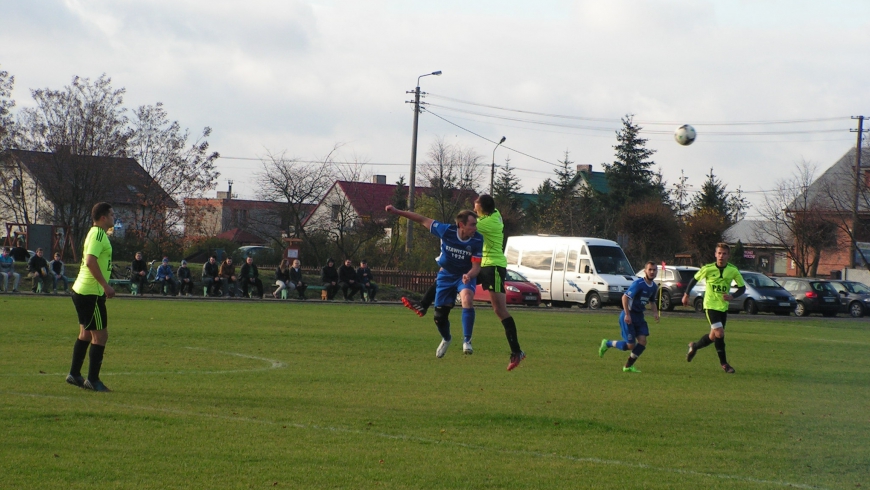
left=1, top=295, right=868, bottom=489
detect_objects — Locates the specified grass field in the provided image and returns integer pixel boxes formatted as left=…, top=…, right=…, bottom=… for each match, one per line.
left=1, top=295, right=868, bottom=489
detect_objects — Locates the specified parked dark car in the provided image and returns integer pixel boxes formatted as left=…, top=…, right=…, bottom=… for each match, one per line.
left=635, top=266, right=699, bottom=311
left=687, top=271, right=796, bottom=315
left=778, top=278, right=840, bottom=317
left=828, top=280, right=870, bottom=318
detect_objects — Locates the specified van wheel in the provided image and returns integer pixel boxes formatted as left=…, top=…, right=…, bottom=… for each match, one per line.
left=849, top=301, right=865, bottom=318
left=744, top=299, right=759, bottom=315
left=586, top=292, right=602, bottom=310
left=693, top=297, right=704, bottom=313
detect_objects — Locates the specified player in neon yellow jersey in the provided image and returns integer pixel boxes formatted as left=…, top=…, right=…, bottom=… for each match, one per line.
left=682, top=242, right=745, bottom=374
left=67, top=202, right=116, bottom=392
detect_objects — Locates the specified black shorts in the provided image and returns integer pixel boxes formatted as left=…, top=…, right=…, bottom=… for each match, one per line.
left=478, top=266, right=507, bottom=294
left=71, top=291, right=108, bottom=331
left=704, top=309, right=727, bottom=329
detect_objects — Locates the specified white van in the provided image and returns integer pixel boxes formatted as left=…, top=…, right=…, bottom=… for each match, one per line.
left=504, top=236, right=636, bottom=309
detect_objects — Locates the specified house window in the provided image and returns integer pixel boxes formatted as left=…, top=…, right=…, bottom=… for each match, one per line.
left=331, top=204, right=340, bottom=221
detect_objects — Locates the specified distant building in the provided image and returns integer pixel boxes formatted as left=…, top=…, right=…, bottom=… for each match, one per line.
left=723, top=220, right=790, bottom=275
left=183, top=182, right=314, bottom=245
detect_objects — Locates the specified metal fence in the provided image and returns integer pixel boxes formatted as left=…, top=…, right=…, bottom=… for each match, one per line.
left=301, top=267, right=436, bottom=293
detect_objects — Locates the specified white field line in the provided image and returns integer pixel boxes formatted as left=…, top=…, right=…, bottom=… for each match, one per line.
left=3, top=391, right=828, bottom=490
left=2, top=347, right=286, bottom=377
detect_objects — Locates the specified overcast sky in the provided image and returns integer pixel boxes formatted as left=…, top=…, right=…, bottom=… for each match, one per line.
left=3, top=0, right=870, bottom=217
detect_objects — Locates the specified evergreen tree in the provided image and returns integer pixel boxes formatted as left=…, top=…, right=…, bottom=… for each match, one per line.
left=492, top=155, right=521, bottom=211
left=526, top=179, right=558, bottom=234
left=601, top=115, right=661, bottom=211
left=692, top=168, right=748, bottom=225
left=671, top=170, right=692, bottom=222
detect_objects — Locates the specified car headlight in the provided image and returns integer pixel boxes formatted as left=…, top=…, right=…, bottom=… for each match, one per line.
left=608, top=285, right=620, bottom=292
left=863, top=298, right=870, bottom=302
left=506, top=285, right=520, bottom=293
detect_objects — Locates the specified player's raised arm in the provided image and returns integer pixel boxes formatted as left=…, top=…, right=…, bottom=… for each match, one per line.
left=385, top=205, right=434, bottom=230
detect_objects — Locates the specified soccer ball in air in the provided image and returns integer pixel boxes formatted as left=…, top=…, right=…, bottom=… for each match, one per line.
left=674, top=124, right=697, bottom=146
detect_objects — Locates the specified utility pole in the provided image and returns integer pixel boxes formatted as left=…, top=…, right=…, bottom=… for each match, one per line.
left=405, top=71, right=441, bottom=254
left=850, top=116, right=867, bottom=268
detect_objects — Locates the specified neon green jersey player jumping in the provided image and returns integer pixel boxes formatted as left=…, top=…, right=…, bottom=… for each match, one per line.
left=681, top=242, right=745, bottom=374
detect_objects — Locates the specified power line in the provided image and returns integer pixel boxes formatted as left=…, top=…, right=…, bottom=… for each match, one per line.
left=426, top=92, right=850, bottom=127
left=424, top=109, right=562, bottom=168
left=426, top=102, right=849, bottom=136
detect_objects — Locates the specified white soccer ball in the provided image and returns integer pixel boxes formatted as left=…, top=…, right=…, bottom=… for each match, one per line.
left=674, top=124, right=697, bottom=146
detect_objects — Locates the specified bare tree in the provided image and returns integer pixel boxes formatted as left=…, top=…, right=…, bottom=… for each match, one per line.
left=127, top=102, right=220, bottom=247
left=255, top=148, right=337, bottom=243
left=420, top=137, right=483, bottom=222
left=0, top=65, right=14, bottom=145
left=755, top=161, right=838, bottom=277
left=17, top=74, right=130, bottom=157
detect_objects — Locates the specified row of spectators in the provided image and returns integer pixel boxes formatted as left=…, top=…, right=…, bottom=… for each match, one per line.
left=0, top=247, right=68, bottom=293
left=131, top=254, right=378, bottom=301
left=1, top=246, right=380, bottom=302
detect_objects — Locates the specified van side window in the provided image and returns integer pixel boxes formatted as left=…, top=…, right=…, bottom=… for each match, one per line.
left=505, top=245, right=519, bottom=265
left=566, top=250, right=578, bottom=273
left=521, top=248, right=553, bottom=271
left=553, top=249, right=566, bottom=272
left=580, top=245, right=588, bottom=255
left=579, top=258, right=592, bottom=274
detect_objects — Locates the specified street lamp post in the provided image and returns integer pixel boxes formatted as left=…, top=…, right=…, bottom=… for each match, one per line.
left=490, top=136, right=506, bottom=195
left=406, top=70, right=441, bottom=254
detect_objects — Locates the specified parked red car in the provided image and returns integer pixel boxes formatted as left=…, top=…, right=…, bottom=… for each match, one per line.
left=473, top=269, right=541, bottom=306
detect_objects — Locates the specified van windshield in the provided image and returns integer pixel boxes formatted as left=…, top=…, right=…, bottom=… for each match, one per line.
left=588, top=246, right=633, bottom=275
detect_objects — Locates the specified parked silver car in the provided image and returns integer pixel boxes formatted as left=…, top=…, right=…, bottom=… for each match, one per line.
left=688, top=271, right=796, bottom=315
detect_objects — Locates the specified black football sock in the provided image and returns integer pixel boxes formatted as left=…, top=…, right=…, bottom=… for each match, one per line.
left=501, top=316, right=522, bottom=353
left=696, top=334, right=714, bottom=349
left=70, top=339, right=90, bottom=377
left=421, top=284, right=436, bottom=310
left=625, top=355, right=638, bottom=368
left=714, top=337, right=728, bottom=365
left=87, top=344, right=106, bottom=382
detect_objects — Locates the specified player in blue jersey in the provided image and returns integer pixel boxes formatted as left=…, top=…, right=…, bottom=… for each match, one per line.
left=385, top=205, right=483, bottom=358
left=599, top=261, right=660, bottom=373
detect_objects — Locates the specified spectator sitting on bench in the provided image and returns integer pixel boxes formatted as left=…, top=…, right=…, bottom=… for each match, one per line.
left=49, top=252, right=69, bottom=294
left=28, top=248, right=50, bottom=294
left=320, top=258, right=339, bottom=300
left=338, top=258, right=362, bottom=301
left=240, top=256, right=264, bottom=299
left=131, top=251, right=148, bottom=294
left=156, top=257, right=177, bottom=296
left=356, top=259, right=378, bottom=302
left=289, top=259, right=307, bottom=299
left=202, top=255, right=222, bottom=296
left=0, top=247, right=21, bottom=293
left=219, top=257, right=238, bottom=297
left=177, top=260, right=194, bottom=296
left=273, top=258, right=291, bottom=299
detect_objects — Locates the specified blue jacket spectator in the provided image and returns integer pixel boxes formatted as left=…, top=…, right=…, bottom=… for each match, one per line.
left=156, top=257, right=177, bottom=296
left=0, top=247, right=21, bottom=293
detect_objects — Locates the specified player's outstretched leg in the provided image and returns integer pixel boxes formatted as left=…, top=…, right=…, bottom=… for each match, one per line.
left=507, top=351, right=525, bottom=371
left=401, top=297, right=427, bottom=317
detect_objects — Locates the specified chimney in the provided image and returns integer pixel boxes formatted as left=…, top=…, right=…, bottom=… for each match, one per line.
left=371, top=175, right=387, bottom=184
left=576, top=164, right=592, bottom=174
left=216, top=180, right=234, bottom=200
